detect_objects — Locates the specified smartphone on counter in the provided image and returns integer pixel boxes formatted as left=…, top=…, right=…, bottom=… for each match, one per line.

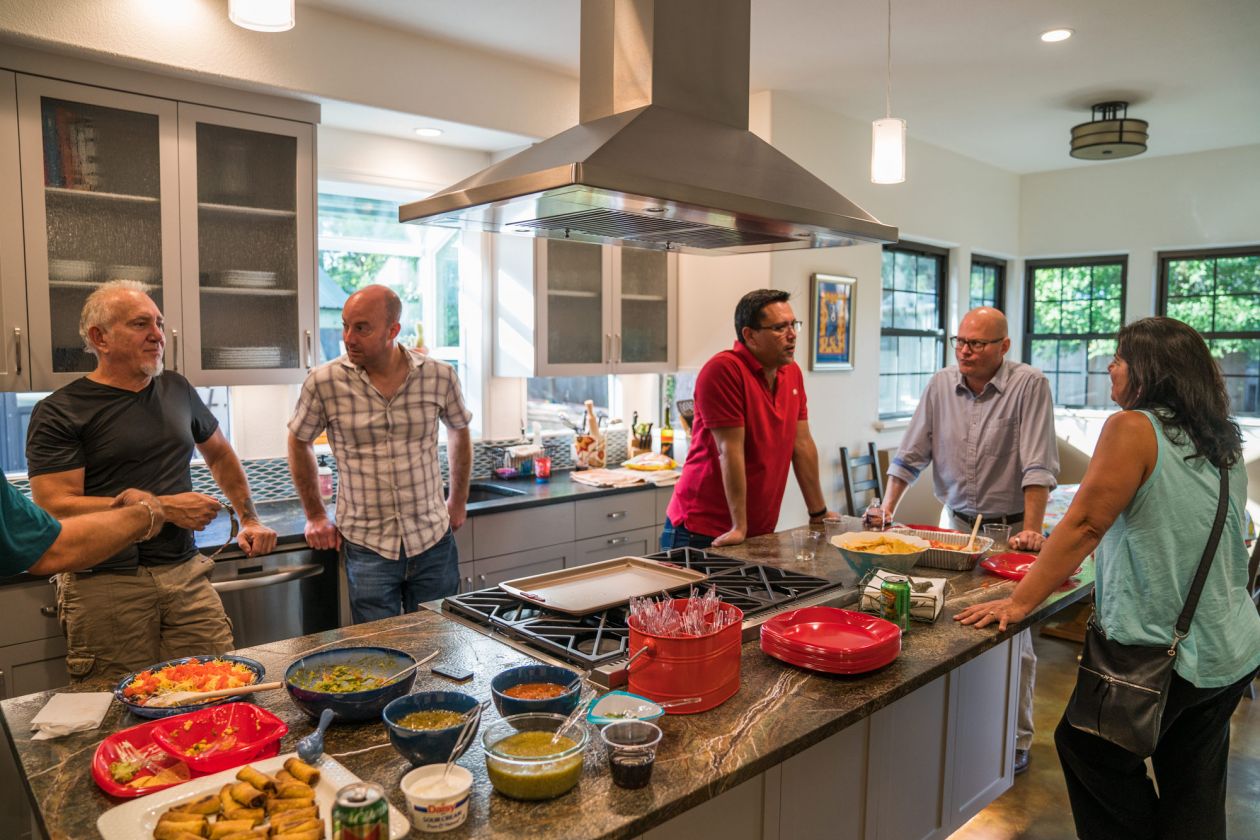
left=432, top=664, right=474, bottom=683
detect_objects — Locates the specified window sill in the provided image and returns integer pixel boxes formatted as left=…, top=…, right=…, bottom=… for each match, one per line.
left=873, top=417, right=912, bottom=432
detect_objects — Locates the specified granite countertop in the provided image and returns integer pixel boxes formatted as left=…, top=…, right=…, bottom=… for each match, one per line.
left=0, top=530, right=1093, bottom=840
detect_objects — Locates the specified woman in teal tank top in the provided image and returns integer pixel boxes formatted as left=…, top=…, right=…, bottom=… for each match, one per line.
left=955, top=317, right=1259, bottom=840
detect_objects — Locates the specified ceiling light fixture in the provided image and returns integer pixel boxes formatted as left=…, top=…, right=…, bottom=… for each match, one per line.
left=1040, top=28, right=1073, bottom=43
left=414, top=128, right=444, bottom=138
left=1070, top=101, right=1149, bottom=160
left=871, top=0, right=906, bottom=184
left=229, top=0, right=295, bottom=32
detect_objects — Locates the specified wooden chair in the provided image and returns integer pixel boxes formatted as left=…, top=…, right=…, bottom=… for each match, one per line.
left=839, top=443, right=885, bottom=517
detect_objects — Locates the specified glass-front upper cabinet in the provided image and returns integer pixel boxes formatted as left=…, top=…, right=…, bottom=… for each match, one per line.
left=16, top=75, right=182, bottom=389
left=178, top=104, right=314, bottom=385
left=613, top=248, right=676, bottom=372
left=536, top=238, right=613, bottom=376
left=0, top=71, right=29, bottom=391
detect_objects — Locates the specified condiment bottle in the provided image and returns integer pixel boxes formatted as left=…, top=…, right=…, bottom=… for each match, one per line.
left=317, top=456, right=334, bottom=502
left=660, top=407, right=674, bottom=459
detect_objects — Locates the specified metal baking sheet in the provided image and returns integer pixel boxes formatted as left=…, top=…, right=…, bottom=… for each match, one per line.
left=498, top=557, right=708, bottom=615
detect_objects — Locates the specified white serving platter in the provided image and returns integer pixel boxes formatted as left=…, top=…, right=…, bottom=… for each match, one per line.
left=96, top=751, right=408, bottom=840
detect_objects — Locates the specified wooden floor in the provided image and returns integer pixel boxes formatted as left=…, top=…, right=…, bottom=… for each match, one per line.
left=949, top=603, right=1260, bottom=840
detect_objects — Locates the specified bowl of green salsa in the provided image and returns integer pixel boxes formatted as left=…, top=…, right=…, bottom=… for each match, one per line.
left=482, top=713, right=588, bottom=800
left=383, top=690, right=480, bottom=767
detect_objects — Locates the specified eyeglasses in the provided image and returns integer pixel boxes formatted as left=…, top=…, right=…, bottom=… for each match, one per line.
left=753, top=319, right=803, bottom=335
left=949, top=336, right=1004, bottom=351
left=204, top=502, right=240, bottom=561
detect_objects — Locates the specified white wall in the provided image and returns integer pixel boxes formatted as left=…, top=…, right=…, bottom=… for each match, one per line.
left=319, top=126, right=490, bottom=193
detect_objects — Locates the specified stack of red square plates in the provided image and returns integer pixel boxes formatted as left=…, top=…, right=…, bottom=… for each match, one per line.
left=759, top=606, right=901, bottom=674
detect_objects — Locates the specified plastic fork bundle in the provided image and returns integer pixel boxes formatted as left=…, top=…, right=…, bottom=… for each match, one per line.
left=628, top=587, right=734, bottom=637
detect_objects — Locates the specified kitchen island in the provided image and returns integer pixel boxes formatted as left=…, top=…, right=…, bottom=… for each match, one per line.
left=0, top=530, right=1092, bottom=840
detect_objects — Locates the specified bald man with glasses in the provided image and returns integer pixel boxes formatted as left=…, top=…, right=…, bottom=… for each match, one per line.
left=875, top=305, right=1058, bottom=775
left=663, top=288, right=834, bottom=550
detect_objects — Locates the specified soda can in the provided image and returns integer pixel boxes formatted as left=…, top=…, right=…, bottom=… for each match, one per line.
left=333, top=781, right=390, bottom=840
left=880, top=576, right=912, bottom=631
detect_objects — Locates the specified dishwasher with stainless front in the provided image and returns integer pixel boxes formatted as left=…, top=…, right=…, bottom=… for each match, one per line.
left=209, top=548, right=340, bottom=649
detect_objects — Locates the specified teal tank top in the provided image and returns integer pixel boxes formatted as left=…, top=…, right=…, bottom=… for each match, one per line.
left=1095, top=410, right=1260, bottom=688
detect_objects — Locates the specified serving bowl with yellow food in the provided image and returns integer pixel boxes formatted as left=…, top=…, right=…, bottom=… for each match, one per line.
left=830, top=531, right=931, bottom=576
left=482, top=713, right=589, bottom=801
left=382, top=690, right=480, bottom=767
left=283, top=646, right=416, bottom=722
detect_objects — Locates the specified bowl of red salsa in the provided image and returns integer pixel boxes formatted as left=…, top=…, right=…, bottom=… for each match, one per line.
left=490, top=664, right=581, bottom=718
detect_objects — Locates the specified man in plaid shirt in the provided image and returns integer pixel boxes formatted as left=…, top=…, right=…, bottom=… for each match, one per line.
left=287, top=284, right=472, bottom=622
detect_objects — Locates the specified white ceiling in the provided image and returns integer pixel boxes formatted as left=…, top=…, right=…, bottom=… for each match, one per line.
left=301, top=0, right=1260, bottom=174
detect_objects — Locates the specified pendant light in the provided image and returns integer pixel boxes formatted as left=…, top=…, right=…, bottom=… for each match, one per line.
left=229, top=0, right=295, bottom=32
left=1070, top=101, right=1149, bottom=160
left=871, top=0, right=906, bottom=184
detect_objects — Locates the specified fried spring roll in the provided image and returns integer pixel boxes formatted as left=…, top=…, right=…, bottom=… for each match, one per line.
left=269, top=818, right=322, bottom=836
left=218, top=784, right=236, bottom=814
left=274, top=770, right=296, bottom=784
left=268, top=806, right=319, bottom=829
left=282, top=757, right=320, bottom=785
left=219, top=831, right=269, bottom=840
left=270, top=829, right=323, bottom=840
left=229, top=782, right=266, bottom=808
left=276, top=781, right=315, bottom=799
left=158, top=811, right=207, bottom=826
left=209, top=819, right=259, bottom=840
left=222, top=806, right=265, bottom=824
left=266, top=796, right=316, bottom=813
left=153, top=823, right=207, bottom=840
left=235, top=765, right=279, bottom=793
left=175, top=792, right=222, bottom=816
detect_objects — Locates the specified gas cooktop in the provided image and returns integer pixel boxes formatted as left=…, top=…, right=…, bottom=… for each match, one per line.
left=440, top=547, right=860, bottom=687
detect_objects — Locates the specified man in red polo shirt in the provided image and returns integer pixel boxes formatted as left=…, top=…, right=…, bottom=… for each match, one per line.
left=663, top=289, right=833, bottom=548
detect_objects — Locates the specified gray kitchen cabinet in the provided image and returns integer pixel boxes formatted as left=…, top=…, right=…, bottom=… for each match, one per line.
left=574, top=491, right=656, bottom=540
left=1, top=51, right=318, bottom=391
left=492, top=236, right=678, bottom=377
left=471, top=503, right=575, bottom=559
left=469, top=544, right=571, bottom=590
left=0, top=579, right=67, bottom=700
left=573, top=525, right=660, bottom=567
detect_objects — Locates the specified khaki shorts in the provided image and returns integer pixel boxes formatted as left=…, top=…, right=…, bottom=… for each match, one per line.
left=56, top=555, right=235, bottom=684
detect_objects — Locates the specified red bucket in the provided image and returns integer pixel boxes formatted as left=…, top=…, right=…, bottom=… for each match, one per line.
left=626, top=599, right=744, bottom=713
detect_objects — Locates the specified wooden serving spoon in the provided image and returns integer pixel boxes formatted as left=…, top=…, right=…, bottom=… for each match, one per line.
left=965, top=514, right=984, bottom=553
left=144, top=681, right=283, bottom=709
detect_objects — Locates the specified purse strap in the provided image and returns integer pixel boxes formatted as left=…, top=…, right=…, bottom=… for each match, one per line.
left=1171, top=466, right=1230, bottom=648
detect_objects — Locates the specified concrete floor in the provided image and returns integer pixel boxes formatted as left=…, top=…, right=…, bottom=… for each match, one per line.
left=949, top=606, right=1260, bottom=840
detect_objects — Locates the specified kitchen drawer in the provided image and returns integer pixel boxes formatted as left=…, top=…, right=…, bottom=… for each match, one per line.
left=473, top=503, right=575, bottom=560
left=656, top=485, right=675, bottom=524
left=0, top=636, right=69, bottom=699
left=571, top=526, right=660, bottom=568
left=472, top=544, right=572, bottom=589
left=0, top=580, right=61, bottom=649
left=574, top=491, right=655, bottom=540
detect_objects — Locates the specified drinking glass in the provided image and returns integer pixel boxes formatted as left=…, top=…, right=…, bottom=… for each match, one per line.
left=982, top=523, right=1011, bottom=553
left=600, top=720, right=662, bottom=789
left=792, top=530, right=822, bottom=562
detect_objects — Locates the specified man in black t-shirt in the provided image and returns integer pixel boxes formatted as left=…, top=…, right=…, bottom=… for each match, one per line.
left=26, top=280, right=277, bottom=683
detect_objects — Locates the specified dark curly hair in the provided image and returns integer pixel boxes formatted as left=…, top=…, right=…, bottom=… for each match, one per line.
left=734, top=289, right=791, bottom=344
left=1115, top=317, right=1242, bottom=468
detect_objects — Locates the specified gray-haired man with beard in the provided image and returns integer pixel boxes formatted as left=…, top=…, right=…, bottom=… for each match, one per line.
left=25, top=280, right=275, bottom=683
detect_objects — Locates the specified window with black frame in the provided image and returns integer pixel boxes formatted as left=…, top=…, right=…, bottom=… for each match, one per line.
left=1024, top=257, right=1126, bottom=409
left=1158, top=246, right=1259, bottom=417
left=969, top=255, right=1005, bottom=310
left=880, top=242, right=947, bottom=418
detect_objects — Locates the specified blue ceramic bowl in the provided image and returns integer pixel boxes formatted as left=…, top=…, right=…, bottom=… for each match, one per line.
left=382, top=691, right=480, bottom=767
left=284, top=646, right=417, bottom=722
left=114, top=655, right=267, bottom=720
left=490, top=664, right=581, bottom=718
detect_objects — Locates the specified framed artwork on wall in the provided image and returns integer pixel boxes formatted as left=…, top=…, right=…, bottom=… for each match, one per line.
left=809, top=273, right=855, bottom=371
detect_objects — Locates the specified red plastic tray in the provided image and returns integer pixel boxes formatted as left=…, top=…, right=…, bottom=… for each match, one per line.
left=150, top=702, right=287, bottom=774
left=760, top=607, right=901, bottom=654
left=760, top=636, right=900, bottom=674
left=92, top=704, right=283, bottom=798
left=980, top=552, right=1083, bottom=582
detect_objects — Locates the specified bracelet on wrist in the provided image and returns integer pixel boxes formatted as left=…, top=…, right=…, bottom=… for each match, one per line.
left=808, top=506, right=828, bottom=519
left=134, top=499, right=158, bottom=542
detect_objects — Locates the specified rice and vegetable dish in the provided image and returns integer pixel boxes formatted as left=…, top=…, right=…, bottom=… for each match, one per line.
left=122, top=658, right=257, bottom=706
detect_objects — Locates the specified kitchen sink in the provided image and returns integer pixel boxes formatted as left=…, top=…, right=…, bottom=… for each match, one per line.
left=446, top=482, right=529, bottom=504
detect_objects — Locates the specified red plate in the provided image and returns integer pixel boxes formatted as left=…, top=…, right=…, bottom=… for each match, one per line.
left=760, top=607, right=901, bottom=656
left=980, top=553, right=1083, bottom=582
left=760, top=636, right=900, bottom=674
left=760, top=635, right=899, bottom=669
left=92, top=703, right=283, bottom=798
left=150, top=702, right=287, bottom=774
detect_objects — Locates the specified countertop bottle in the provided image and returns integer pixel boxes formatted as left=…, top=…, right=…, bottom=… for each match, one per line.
left=317, top=455, right=334, bottom=502
left=660, top=407, right=674, bottom=459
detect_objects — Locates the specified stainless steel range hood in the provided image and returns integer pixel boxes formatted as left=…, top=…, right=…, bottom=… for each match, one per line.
left=399, top=0, right=897, bottom=255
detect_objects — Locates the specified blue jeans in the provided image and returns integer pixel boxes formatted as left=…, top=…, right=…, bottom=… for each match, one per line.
left=659, top=517, right=716, bottom=551
left=343, top=530, right=459, bottom=624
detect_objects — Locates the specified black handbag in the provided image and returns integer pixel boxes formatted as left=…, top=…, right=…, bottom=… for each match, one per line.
left=1065, top=466, right=1229, bottom=758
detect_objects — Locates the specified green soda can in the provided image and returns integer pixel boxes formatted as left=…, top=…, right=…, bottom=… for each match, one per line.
left=880, top=576, right=912, bottom=631
left=332, top=781, right=389, bottom=840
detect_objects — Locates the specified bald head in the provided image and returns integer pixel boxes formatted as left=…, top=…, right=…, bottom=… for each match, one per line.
left=955, top=307, right=1010, bottom=389
left=345, top=284, right=402, bottom=327
left=342, top=284, right=403, bottom=370
left=959, top=307, right=1008, bottom=340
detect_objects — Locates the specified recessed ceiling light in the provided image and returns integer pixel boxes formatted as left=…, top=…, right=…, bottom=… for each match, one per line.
left=1040, top=28, right=1073, bottom=43
left=414, top=127, right=443, bottom=138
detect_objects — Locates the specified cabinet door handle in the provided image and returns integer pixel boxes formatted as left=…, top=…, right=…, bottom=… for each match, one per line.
left=606, top=511, right=626, bottom=520
left=40, top=605, right=56, bottom=617
left=614, top=333, right=621, bottom=363
left=305, top=330, right=313, bottom=369
left=13, top=326, right=21, bottom=376
left=604, top=333, right=611, bottom=362
left=170, top=328, right=179, bottom=372
left=463, top=575, right=473, bottom=593
left=478, top=574, right=486, bottom=586
left=607, top=536, right=631, bottom=546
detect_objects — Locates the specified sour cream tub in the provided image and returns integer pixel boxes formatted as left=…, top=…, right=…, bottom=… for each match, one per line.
left=401, top=764, right=473, bottom=833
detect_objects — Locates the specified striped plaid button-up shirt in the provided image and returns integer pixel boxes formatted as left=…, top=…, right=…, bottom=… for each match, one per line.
left=289, top=346, right=472, bottom=560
